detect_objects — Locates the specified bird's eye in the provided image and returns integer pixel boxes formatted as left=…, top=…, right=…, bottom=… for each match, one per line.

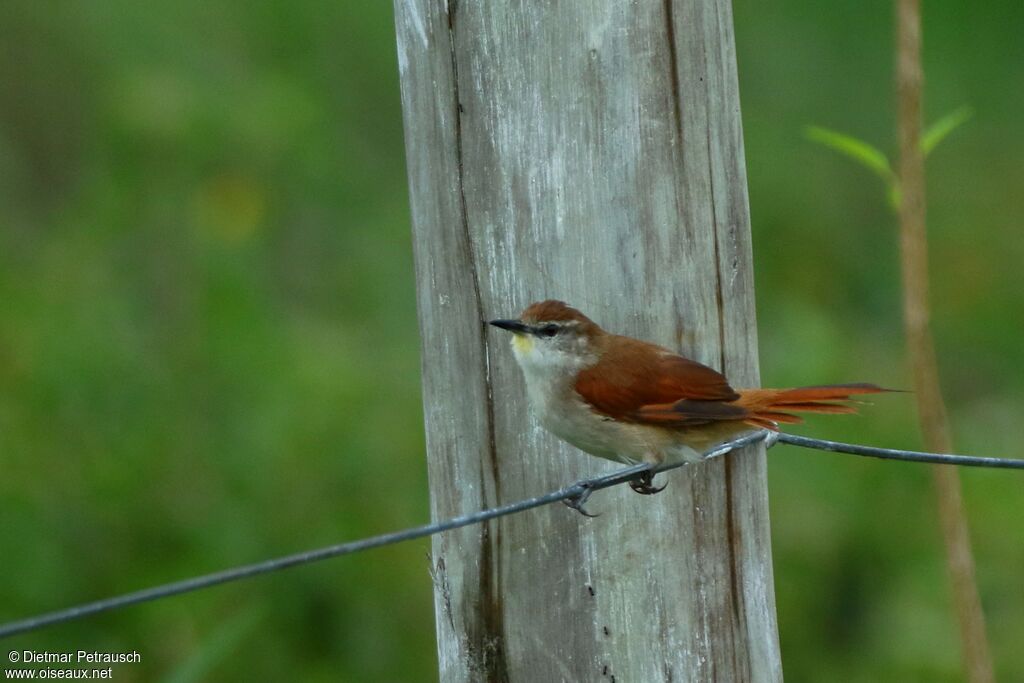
left=539, top=324, right=559, bottom=338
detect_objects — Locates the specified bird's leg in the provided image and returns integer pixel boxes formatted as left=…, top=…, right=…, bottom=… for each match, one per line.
left=628, top=470, right=666, bottom=495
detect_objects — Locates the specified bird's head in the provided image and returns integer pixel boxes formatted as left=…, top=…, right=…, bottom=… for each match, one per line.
left=489, top=300, right=603, bottom=376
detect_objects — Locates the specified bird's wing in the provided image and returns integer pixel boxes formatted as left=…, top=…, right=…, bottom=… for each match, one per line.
left=574, top=337, right=745, bottom=426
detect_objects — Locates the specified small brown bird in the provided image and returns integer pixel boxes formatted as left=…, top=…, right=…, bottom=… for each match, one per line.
left=490, top=300, right=887, bottom=494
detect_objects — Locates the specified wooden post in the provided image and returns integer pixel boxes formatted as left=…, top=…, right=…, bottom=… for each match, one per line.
left=394, top=1, right=781, bottom=681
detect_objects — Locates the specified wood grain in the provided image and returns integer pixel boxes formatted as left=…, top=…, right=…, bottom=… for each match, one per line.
left=394, top=0, right=781, bottom=680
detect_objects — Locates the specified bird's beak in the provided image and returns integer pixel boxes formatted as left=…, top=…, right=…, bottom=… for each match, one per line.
left=489, top=319, right=532, bottom=334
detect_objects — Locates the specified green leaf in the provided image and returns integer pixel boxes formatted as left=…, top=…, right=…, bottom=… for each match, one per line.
left=923, top=105, right=973, bottom=155
left=161, top=605, right=265, bottom=683
left=888, top=182, right=901, bottom=212
left=804, top=126, right=894, bottom=184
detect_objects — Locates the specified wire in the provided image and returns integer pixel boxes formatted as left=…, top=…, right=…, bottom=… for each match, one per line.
left=775, top=433, right=1024, bottom=469
left=0, top=430, right=1020, bottom=640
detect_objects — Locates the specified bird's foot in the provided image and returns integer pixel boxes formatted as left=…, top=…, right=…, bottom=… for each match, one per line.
left=628, top=470, right=666, bottom=495
left=563, top=483, right=600, bottom=517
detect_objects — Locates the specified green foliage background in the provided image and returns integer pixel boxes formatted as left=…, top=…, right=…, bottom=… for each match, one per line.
left=1, top=1, right=1021, bottom=680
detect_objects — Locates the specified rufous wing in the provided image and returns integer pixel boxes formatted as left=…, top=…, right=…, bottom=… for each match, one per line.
left=574, top=336, right=743, bottom=425
left=575, top=337, right=891, bottom=430
left=630, top=383, right=892, bottom=430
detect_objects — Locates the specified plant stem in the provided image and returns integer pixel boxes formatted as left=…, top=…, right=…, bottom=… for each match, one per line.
left=895, top=1, right=994, bottom=680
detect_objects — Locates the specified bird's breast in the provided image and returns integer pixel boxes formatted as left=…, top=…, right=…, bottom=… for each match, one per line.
left=531, top=386, right=624, bottom=461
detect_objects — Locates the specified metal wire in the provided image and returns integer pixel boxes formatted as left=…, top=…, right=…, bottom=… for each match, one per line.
left=0, top=430, right=1020, bottom=640
left=776, top=432, right=1024, bottom=469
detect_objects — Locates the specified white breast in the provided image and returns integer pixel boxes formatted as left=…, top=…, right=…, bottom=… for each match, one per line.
left=510, top=335, right=709, bottom=466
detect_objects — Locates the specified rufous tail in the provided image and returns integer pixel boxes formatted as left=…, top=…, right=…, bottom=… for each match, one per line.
left=737, top=383, right=891, bottom=430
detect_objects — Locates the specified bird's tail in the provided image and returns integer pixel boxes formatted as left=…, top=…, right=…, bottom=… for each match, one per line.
left=737, top=383, right=892, bottom=430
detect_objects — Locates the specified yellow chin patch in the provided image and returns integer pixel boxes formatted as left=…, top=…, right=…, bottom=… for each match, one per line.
left=511, top=333, right=534, bottom=353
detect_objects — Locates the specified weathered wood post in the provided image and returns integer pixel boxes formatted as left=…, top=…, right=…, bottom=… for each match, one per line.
left=393, top=1, right=781, bottom=681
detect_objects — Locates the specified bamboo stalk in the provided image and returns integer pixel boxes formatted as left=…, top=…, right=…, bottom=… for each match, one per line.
left=895, top=1, right=994, bottom=680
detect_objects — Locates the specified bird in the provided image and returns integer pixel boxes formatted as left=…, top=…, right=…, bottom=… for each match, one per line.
left=489, top=300, right=888, bottom=497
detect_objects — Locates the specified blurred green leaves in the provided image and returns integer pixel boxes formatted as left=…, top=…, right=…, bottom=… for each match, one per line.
left=805, top=106, right=972, bottom=210
left=923, top=106, right=974, bottom=155
left=0, top=2, right=427, bottom=681
left=805, top=126, right=895, bottom=183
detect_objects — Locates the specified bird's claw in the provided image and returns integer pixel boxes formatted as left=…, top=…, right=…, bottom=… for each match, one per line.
left=628, top=471, right=666, bottom=495
left=563, top=483, right=600, bottom=517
